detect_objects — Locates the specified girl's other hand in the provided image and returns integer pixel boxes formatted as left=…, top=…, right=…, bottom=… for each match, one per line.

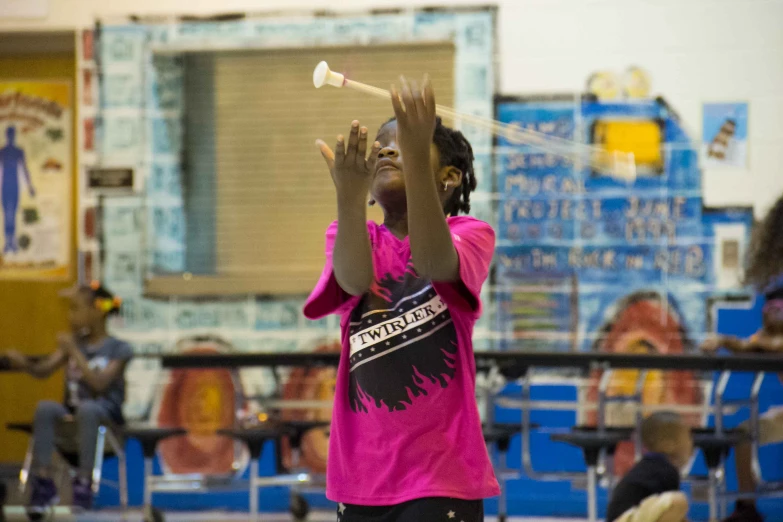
left=390, top=75, right=436, bottom=160
left=316, top=120, right=380, bottom=207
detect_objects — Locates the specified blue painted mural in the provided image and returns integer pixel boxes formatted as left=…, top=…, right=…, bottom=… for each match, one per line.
left=488, top=95, right=783, bottom=520
left=493, top=96, right=753, bottom=359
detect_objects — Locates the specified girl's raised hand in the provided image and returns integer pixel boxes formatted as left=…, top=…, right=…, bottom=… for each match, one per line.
left=390, top=75, right=436, bottom=159
left=316, top=120, right=381, bottom=207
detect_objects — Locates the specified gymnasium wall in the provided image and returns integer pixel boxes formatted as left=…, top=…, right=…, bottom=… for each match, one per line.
left=2, top=0, right=782, bottom=214
left=1, top=1, right=781, bottom=518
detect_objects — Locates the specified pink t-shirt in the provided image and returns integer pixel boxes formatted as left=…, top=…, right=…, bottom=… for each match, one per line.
left=304, top=215, right=500, bottom=505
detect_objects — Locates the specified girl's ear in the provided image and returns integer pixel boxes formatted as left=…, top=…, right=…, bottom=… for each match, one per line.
left=438, top=166, right=462, bottom=189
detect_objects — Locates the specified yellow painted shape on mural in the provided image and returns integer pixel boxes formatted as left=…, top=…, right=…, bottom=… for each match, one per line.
left=593, top=120, right=663, bottom=170
left=607, top=339, right=665, bottom=404
left=182, top=373, right=229, bottom=436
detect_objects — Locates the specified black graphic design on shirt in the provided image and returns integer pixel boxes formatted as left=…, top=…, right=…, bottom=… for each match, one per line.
left=347, top=267, right=458, bottom=413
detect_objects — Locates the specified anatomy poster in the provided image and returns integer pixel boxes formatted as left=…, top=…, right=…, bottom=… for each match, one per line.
left=0, top=81, right=72, bottom=279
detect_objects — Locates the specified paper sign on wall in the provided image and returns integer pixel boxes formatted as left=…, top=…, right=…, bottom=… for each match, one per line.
left=702, top=102, right=749, bottom=169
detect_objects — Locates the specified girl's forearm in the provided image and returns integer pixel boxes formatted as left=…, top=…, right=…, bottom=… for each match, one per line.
left=333, top=201, right=374, bottom=296
left=404, top=155, right=459, bottom=281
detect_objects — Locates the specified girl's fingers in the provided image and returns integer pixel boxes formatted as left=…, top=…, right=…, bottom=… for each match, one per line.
left=345, top=120, right=360, bottom=164
left=410, top=78, right=426, bottom=118
left=399, top=76, right=417, bottom=119
left=356, top=126, right=369, bottom=164
left=315, top=139, right=336, bottom=171
left=334, top=134, right=346, bottom=165
left=423, top=75, right=436, bottom=118
left=390, top=85, right=406, bottom=122
left=365, top=140, right=381, bottom=172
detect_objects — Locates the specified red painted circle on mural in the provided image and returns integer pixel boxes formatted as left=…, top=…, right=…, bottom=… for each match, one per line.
left=156, top=344, right=241, bottom=475
left=587, top=293, right=702, bottom=476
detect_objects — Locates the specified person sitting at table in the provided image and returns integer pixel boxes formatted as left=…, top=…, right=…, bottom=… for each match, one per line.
left=606, top=411, right=692, bottom=522
left=3, top=282, right=132, bottom=515
left=702, top=194, right=783, bottom=522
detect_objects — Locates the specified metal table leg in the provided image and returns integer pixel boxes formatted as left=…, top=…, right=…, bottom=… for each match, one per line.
left=587, top=464, right=598, bottom=522
left=498, top=450, right=508, bottom=522
left=249, top=458, right=259, bottom=522
left=143, top=457, right=154, bottom=508
left=708, top=467, right=719, bottom=522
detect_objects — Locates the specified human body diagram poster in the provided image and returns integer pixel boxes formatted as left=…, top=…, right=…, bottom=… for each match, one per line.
left=0, top=81, right=72, bottom=279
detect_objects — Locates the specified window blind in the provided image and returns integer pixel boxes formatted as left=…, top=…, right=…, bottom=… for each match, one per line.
left=157, top=43, right=455, bottom=296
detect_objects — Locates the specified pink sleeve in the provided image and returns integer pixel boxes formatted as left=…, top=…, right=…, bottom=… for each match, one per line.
left=432, top=217, right=495, bottom=316
left=303, top=221, right=364, bottom=320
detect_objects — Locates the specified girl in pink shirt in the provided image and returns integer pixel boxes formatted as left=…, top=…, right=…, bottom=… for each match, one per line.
left=304, top=77, right=499, bottom=521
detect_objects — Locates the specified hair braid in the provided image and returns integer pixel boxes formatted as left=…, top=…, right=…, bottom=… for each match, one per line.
left=431, top=117, right=477, bottom=216
left=745, top=193, right=783, bottom=290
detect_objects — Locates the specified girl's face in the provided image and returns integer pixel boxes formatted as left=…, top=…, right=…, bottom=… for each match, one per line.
left=369, top=121, right=451, bottom=213
left=68, top=291, right=103, bottom=332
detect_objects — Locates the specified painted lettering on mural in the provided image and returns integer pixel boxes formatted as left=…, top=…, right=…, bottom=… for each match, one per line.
left=498, top=245, right=706, bottom=279
left=500, top=195, right=699, bottom=244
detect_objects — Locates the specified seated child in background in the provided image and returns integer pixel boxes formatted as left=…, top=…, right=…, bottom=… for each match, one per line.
left=606, top=411, right=692, bottom=522
left=701, top=192, right=783, bottom=522
left=702, top=292, right=783, bottom=522
left=4, top=282, right=132, bottom=514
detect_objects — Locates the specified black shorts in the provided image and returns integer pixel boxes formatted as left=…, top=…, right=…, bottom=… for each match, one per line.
left=337, top=497, right=484, bottom=522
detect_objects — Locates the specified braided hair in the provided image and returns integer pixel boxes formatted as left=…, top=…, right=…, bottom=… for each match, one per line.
left=745, top=193, right=783, bottom=290
left=381, top=116, right=477, bottom=216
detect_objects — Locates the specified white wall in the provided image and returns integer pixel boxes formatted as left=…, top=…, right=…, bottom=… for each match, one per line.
left=4, top=0, right=781, bottom=215
left=498, top=0, right=783, bottom=217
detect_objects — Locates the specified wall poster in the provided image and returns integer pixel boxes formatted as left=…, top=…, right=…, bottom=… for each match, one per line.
left=702, top=101, right=749, bottom=168
left=0, top=81, right=72, bottom=279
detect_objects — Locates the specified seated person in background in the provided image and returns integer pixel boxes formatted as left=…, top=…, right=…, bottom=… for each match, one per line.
left=606, top=411, right=692, bottom=522
left=4, top=282, right=131, bottom=514
left=702, top=194, right=783, bottom=522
